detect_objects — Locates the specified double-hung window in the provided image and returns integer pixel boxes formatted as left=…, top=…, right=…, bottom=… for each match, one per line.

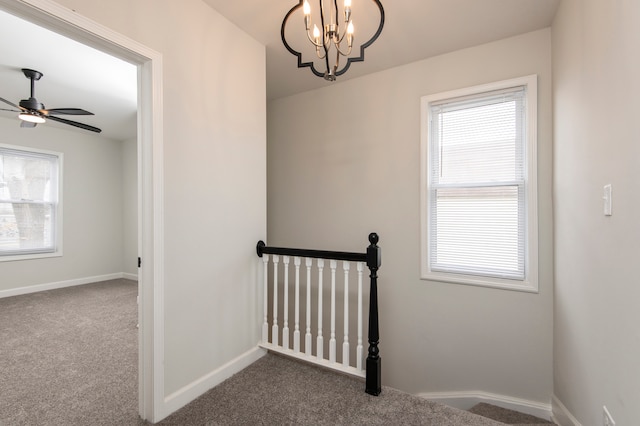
left=420, top=76, right=538, bottom=292
left=0, top=145, right=62, bottom=261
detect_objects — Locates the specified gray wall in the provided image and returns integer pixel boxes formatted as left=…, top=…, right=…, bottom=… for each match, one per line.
left=0, top=116, right=127, bottom=291
left=552, top=0, right=640, bottom=424
left=268, top=29, right=553, bottom=404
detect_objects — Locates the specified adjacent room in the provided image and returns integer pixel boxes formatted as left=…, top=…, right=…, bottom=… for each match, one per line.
left=0, top=7, right=140, bottom=422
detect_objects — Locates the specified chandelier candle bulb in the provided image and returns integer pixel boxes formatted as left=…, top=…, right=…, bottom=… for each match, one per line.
left=303, top=0, right=311, bottom=29
left=313, top=25, right=321, bottom=43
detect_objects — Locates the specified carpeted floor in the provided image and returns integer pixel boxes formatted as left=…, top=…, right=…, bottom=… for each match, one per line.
left=0, top=279, right=139, bottom=425
left=153, top=352, right=504, bottom=426
left=154, top=352, right=556, bottom=426
left=1, top=280, right=553, bottom=425
left=468, top=403, right=553, bottom=425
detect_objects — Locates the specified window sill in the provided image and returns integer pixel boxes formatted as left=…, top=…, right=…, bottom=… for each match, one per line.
left=0, top=250, right=63, bottom=263
left=421, top=270, right=538, bottom=293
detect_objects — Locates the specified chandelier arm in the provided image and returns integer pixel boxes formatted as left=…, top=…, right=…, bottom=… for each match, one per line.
left=335, top=44, right=352, bottom=56
left=335, top=0, right=385, bottom=77
left=319, top=0, right=326, bottom=36
left=320, top=0, right=332, bottom=76
left=305, top=28, right=325, bottom=48
left=316, top=47, right=328, bottom=59
left=323, top=45, right=331, bottom=75
left=335, top=26, right=347, bottom=44
left=281, top=0, right=326, bottom=78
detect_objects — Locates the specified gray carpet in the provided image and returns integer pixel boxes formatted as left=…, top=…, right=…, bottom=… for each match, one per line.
left=1, top=280, right=552, bottom=425
left=468, top=403, right=553, bottom=425
left=0, top=279, right=139, bottom=425
left=154, top=353, right=504, bottom=426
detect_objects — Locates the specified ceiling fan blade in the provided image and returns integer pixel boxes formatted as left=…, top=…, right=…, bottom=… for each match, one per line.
left=20, top=120, right=37, bottom=128
left=0, top=107, right=21, bottom=113
left=43, top=108, right=95, bottom=116
left=0, top=96, right=23, bottom=110
left=47, top=115, right=102, bottom=133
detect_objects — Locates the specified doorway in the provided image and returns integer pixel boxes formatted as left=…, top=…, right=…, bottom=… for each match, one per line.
left=0, top=0, right=163, bottom=421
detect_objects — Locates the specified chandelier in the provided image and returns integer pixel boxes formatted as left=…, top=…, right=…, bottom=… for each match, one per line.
left=281, top=0, right=385, bottom=81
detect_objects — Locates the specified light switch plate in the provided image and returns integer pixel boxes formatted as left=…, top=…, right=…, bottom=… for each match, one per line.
left=603, top=184, right=612, bottom=216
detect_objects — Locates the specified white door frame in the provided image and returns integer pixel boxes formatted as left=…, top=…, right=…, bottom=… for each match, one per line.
left=0, top=0, right=165, bottom=421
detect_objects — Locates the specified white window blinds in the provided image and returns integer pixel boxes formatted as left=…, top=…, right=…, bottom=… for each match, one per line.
left=0, top=146, right=60, bottom=257
left=428, top=86, right=527, bottom=280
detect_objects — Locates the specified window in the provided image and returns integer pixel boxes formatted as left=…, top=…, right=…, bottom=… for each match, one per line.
left=0, top=145, right=62, bottom=261
left=420, top=75, right=538, bottom=292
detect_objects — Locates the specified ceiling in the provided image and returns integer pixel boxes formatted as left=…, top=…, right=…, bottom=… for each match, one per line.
left=0, top=1, right=560, bottom=140
left=203, top=0, right=561, bottom=100
left=0, top=9, right=137, bottom=141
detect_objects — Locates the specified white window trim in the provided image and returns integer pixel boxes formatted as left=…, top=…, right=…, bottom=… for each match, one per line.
left=0, top=143, right=63, bottom=262
left=420, top=75, right=538, bottom=293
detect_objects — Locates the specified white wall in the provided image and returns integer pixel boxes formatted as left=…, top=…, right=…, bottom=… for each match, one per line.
left=0, top=116, right=125, bottom=291
left=121, top=137, right=137, bottom=278
left=50, top=0, right=267, bottom=404
left=268, top=29, right=553, bottom=404
left=552, top=1, right=640, bottom=424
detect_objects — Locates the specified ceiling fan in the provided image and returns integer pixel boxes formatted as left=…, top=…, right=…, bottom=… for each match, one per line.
left=0, top=68, right=101, bottom=133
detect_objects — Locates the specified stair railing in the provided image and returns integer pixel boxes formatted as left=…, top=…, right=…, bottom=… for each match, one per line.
left=256, top=233, right=382, bottom=395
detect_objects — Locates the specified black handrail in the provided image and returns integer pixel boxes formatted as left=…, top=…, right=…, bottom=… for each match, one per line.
left=256, top=233, right=382, bottom=396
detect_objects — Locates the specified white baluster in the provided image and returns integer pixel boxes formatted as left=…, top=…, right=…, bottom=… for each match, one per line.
left=357, top=262, right=364, bottom=371
left=272, top=255, right=279, bottom=346
left=293, top=257, right=301, bottom=353
left=342, top=261, right=350, bottom=367
left=317, top=259, right=324, bottom=360
left=305, top=258, right=313, bottom=356
left=329, top=259, right=337, bottom=363
left=282, top=256, right=290, bottom=350
left=262, top=254, right=269, bottom=343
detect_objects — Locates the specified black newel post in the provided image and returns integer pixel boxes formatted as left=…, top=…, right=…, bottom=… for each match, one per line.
left=365, top=232, right=382, bottom=396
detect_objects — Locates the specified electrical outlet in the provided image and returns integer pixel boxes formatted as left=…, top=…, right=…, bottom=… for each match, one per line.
left=603, top=406, right=615, bottom=426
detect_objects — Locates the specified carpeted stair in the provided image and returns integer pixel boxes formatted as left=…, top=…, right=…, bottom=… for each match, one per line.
left=468, top=402, right=555, bottom=425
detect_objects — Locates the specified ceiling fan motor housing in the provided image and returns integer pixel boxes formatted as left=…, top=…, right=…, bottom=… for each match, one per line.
left=20, top=69, right=45, bottom=111
left=19, top=97, right=44, bottom=111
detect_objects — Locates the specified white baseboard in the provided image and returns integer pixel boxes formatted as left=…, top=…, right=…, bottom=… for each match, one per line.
left=123, top=272, right=138, bottom=281
left=162, top=346, right=267, bottom=419
left=418, top=390, right=552, bottom=421
left=0, top=272, right=136, bottom=299
left=551, top=395, right=582, bottom=426
left=259, top=342, right=366, bottom=379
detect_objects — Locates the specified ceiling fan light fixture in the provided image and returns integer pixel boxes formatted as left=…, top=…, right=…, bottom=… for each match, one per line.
left=18, top=112, right=46, bottom=124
